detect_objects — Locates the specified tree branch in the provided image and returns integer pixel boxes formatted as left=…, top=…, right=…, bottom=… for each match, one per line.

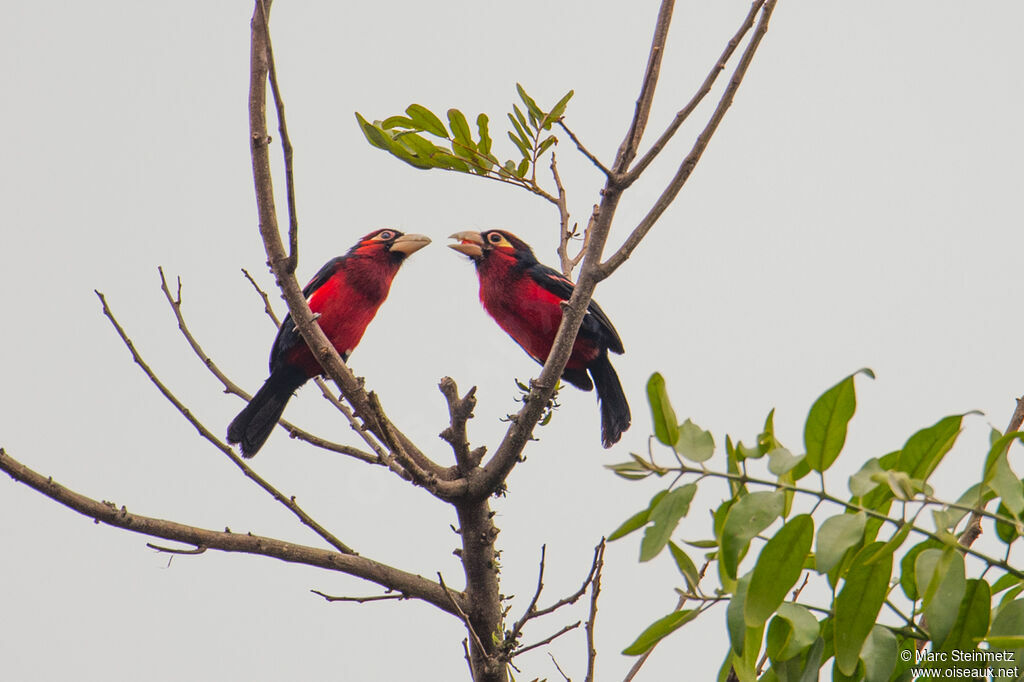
left=158, top=267, right=383, bottom=466
left=612, top=0, right=676, bottom=175
left=96, top=289, right=356, bottom=556
left=0, top=448, right=464, bottom=616
left=557, top=121, right=611, bottom=177
left=622, top=0, right=767, bottom=187
left=601, top=0, right=777, bottom=278
left=247, top=1, right=460, bottom=497
left=440, top=378, right=483, bottom=473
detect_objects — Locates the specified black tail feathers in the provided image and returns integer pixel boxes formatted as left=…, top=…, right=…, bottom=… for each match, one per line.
left=589, top=352, right=631, bottom=448
left=227, top=366, right=307, bottom=458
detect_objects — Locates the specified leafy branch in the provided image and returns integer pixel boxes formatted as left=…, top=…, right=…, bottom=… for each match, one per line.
left=356, top=84, right=573, bottom=203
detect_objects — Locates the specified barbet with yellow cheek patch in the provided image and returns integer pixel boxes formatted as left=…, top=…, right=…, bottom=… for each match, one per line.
left=449, top=229, right=630, bottom=448
left=227, top=229, right=430, bottom=457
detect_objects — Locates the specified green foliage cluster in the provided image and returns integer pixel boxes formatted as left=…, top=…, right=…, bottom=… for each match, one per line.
left=609, top=371, right=1024, bottom=681
left=356, top=85, right=573, bottom=197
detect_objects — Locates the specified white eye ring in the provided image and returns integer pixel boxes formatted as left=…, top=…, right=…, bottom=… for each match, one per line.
left=488, top=232, right=503, bottom=244
left=377, top=230, right=395, bottom=241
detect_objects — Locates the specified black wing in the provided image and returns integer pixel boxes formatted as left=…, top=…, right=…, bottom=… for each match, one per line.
left=524, top=261, right=624, bottom=354
left=268, top=257, right=346, bottom=371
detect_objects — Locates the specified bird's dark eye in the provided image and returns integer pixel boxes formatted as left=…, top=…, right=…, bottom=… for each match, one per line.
left=376, top=230, right=395, bottom=241
left=488, top=233, right=503, bottom=244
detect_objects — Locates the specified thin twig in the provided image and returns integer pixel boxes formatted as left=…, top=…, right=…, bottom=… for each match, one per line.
left=256, top=0, right=298, bottom=272
left=583, top=540, right=605, bottom=682
left=613, top=0, right=676, bottom=174
left=509, top=545, right=548, bottom=645
left=530, top=541, right=604, bottom=621
left=551, top=155, right=576, bottom=278
left=96, top=289, right=357, bottom=556
left=310, top=589, right=407, bottom=604
left=557, top=121, right=611, bottom=176
left=549, top=653, right=572, bottom=682
left=623, top=0, right=766, bottom=186
left=159, top=267, right=381, bottom=464
left=602, top=0, right=777, bottom=278
left=514, top=621, right=582, bottom=658
left=440, top=572, right=490, bottom=669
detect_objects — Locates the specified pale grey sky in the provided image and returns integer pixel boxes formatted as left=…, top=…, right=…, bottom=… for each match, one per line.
left=2, top=2, right=1022, bottom=681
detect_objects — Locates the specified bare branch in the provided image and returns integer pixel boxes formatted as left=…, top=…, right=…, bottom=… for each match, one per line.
left=256, top=0, right=298, bottom=272
left=514, top=621, right=581, bottom=658
left=248, top=1, right=460, bottom=498
left=550, top=654, right=572, bottom=682
left=241, top=267, right=282, bottom=325
left=529, top=541, right=604, bottom=622
left=0, top=448, right=464, bottom=616
left=440, top=572, right=492, bottom=670
left=612, top=0, right=676, bottom=174
left=159, top=267, right=383, bottom=465
left=310, top=589, right=407, bottom=604
left=552, top=156, right=575, bottom=278
left=557, top=121, right=611, bottom=176
left=623, top=0, right=767, bottom=186
left=439, top=378, right=482, bottom=473
left=602, top=0, right=778, bottom=277
left=96, top=289, right=356, bottom=556
left=583, top=540, right=605, bottom=682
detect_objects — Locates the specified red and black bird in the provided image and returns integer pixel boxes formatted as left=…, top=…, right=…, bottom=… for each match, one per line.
left=448, top=229, right=630, bottom=447
left=227, top=229, right=430, bottom=457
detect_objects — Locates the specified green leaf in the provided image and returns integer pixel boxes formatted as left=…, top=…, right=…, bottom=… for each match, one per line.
left=814, top=512, right=865, bottom=574
left=862, top=521, right=911, bottom=565
left=992, top=573, right=1023, bottom=596
left=515, top=157, right=529, bottom=178
left=995, top=501, right=1021, bottom=544
left=668, top=541, right=701, bottom=591
left=543, top=89, right=574, bottom=128
left=917, top=547, right=967, bottom=647
left=727, top=572, right=752, bottom=654
left=804, top=369, right=873, bottom=472
left=608, top=490, right=667, bottom=541
left=860, top=626, right=898, bottom=682
left=506, top=131, right=531, bottom=159
left=405, top=104, right=448, bottom=137
left=991, top=454, right=1024, bottom=516
left=721, top=491, right=786, bottom=579
left=516, top=83, right=543, bottom=125
left=381, top=115, right=416, bottom=129
left=355, top=112, right=391, bottom=150
left=646, top=373, right=679, bottom=447
left=766, top=603, right=819, bottom=662
left=621, top=609, right=698, bottom=655
left=900, top=539, right=943, bottom=601
left=676, top=419, right=714, bottom=462
left=512, top=106, right=532, bottom=143
left=768, top=448, right=802, bottom=476
left=746, top=515, right=814, bottom=627
left=475, top=114, right=492, bottom=157
left=940, top=578, right=990, bottom=651
left=447, top=109, right=473, bottom=149
left=982, top=432, right=1024, bottom=488
left=833, top=541, right=892, bottom=676
left=536, top=134, right=557, bottom=156
left=895, top=414, right=967, bottom=480
left=640, top=484, right=697, bottom=561
left=989, top=599, right=1024, bottom=677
